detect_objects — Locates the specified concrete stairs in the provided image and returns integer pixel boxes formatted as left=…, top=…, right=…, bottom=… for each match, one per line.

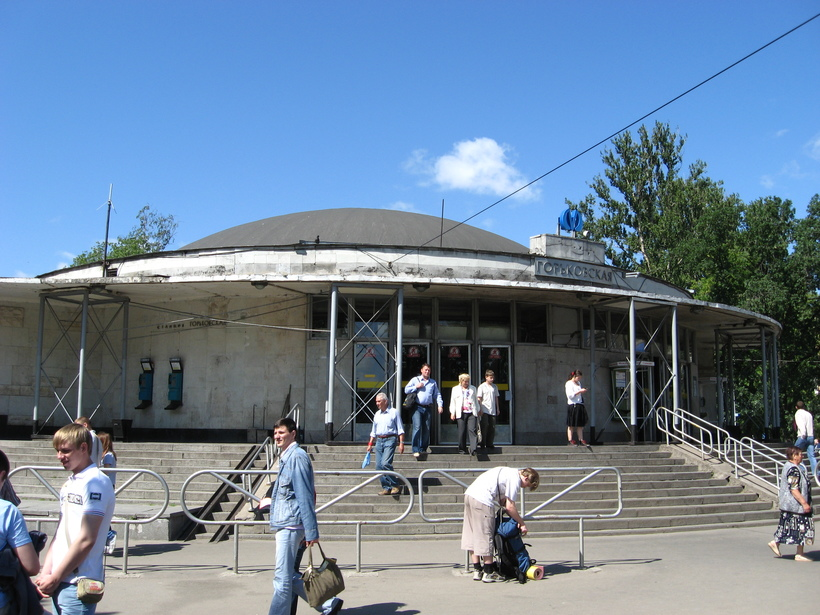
left=0, top=439, right=779, bottom=541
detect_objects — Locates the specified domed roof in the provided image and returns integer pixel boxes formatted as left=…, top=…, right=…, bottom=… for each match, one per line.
left=181, top=208, right=528, bottom=254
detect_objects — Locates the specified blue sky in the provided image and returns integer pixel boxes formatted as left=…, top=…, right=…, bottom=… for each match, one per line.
left=1, top=1, right=818, bottom=277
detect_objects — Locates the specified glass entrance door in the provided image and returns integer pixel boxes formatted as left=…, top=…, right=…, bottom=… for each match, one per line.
left=438, top=344, right=471, bottom=444
left=353, top=342, right=388, bottom=441
left=479, top=345, right=512, bottom=444
left=401, top=343, right=430, bottom=427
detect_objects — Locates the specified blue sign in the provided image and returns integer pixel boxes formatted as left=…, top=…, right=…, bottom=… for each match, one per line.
left=558, top=209, right=584, bottom=233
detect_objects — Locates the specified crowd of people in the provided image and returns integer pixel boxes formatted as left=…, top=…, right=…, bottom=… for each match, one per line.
left=0, top=386, right=815, bottom=615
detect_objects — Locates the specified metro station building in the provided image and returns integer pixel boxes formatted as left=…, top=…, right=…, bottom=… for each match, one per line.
left=0, top=208, right=781, bottom=444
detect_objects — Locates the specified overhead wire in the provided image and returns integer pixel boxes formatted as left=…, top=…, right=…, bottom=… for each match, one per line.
left=390, top=11, right=820, bottom=266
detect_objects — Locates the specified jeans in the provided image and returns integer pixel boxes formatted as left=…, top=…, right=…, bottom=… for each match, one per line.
left=53, top=582, right=96, bottom=615
left=795, top=437, right=818, bottom=477
left=411, top=405, right=431, bottom=453
left=375, top=436, right=398, bottom=489
left=268, top=529, right=336, bottom=615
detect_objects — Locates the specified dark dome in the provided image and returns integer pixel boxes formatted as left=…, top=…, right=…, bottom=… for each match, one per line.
left=181, top=208, right=528, bottom=254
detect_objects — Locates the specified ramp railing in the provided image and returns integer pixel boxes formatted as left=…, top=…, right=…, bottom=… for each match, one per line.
left=417, top=466, right=623, bottom=568
left=9, top=465, right=170, bottom=574
left=180, top=468, right=414, bottom=572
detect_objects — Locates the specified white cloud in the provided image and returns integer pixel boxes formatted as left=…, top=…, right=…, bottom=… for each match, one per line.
left=805, top=132, right=820, bottom=161
left=13, top=270, right=32, bottom=278
left=405, top=138, right=540, bottom=201
left=759, top=175, right=775, bottom=189
left=775, top=129, right=789, bottom=138
left=481, top=217, right=497, bottom=230
left=387, top=201, right=419, bottom=213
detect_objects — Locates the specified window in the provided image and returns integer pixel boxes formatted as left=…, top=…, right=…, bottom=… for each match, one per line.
left=352, top=297, right=390, bottom=338
left=310, top=294, right=349, bottom=339
left=516, top=303, right=547, bottom=344
left=438, top=299, right=472, bottom=340
left=478, top=301, right=510, bottom=341
left=551, top=306, right=580, bottom=347
left=582, top=310, right=608, bottom=349
left=402, top=298, right=432, bottom=339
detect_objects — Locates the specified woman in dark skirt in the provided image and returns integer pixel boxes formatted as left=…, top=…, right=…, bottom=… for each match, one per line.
left=564, top=370, right=588, bottom=446
left=769, top=445, right=814, bottom=561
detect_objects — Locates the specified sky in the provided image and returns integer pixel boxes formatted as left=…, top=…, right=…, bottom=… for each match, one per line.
left=1, top=1, right=818, bottom=278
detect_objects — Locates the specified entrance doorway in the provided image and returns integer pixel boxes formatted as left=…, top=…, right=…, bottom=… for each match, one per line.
left=479, top=345, right=512, bottom=444
left=438, top=344, right=471, bottom=443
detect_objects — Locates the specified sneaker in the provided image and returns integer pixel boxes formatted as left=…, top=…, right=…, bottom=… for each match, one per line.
left=105, top=530, right=117, bottom=555
left=472, top=568, right=483, bottom=581
left=482, top=571, right=503, bottom=583
left=568, top=440, right=577, bottom=446
left=378, top=488, right=391, bottom=496
left=389, top=487, right=401, bottom=495
left=413, top=452, right=420, bottom=458
left=580, top=440, right=589, bottom=446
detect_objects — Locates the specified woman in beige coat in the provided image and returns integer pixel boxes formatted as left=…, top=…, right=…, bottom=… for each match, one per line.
left=450, top=373, right=479, bottom=455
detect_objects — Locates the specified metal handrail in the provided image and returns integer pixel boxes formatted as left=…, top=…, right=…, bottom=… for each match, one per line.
left=180, top=468, right=414, bottom=573
left=417, top=467, right=623, bottom=568
left=9, top=465, right=170, bottom=574
left=655, top=406, right=790, bottom=493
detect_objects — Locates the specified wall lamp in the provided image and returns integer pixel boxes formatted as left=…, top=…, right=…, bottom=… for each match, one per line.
left=412, top=282, right=430, bottom=292
left=251, top=281, right=269, bottom=290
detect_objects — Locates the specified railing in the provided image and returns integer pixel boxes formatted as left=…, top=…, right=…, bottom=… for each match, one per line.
left=655, top=406, right=790, bottom=493
left=180, top=468, right=414, bottom=573
left=9, top=466, right=170, bottom=574
left=417, top=467, right=623, bottom=568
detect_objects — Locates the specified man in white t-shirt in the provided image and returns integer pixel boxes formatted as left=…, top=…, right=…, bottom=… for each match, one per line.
left=461, top=466, right=539, bottom=583
left=37, top=423, right=115, bottom=615
left=794, top=401, right=818, bottom=477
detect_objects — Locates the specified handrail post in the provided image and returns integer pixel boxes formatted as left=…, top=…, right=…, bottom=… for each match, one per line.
left=356, top=523, right=362, bottom=573
left=234, top=524, right=241, bottom=574
left=578, top=517, right=585, bottom=569
left=123, top=522, right=131, bottom=574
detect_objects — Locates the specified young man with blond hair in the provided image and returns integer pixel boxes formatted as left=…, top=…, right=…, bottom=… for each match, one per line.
left=36, top=423, right=115, bottom=615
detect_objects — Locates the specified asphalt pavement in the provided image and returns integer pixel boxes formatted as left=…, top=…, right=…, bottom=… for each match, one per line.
left=70, top=523, right=813, bottom=615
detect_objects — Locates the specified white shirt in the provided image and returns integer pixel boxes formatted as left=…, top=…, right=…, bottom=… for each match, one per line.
left=476, top=382, right=499, bottom=416
left=465, top=466, right=521, bottom=510
left=566, top=379, right=584, bottom=405
left=52, top=464, right=115, bottom=583
left=795, top=408, right=814, bottom=438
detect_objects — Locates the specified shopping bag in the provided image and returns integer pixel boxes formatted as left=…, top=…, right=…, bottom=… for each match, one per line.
left=361, top=451, right=371, bottom=468
left=301, top=544, right=345, bottom=608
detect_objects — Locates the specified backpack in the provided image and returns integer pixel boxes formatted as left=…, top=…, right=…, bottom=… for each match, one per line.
left=494, top=515, right=535, bottom=583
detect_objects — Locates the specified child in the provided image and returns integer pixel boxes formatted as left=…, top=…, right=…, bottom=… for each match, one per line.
left=98, top=431, right=118, bottom=555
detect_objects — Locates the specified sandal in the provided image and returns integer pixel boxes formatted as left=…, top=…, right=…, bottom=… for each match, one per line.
left=767, top=541, right=781, bottom=557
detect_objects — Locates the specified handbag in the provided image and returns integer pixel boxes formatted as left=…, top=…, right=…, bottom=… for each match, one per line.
left=301, top=543, right=345, bottom=608
left=402, top=389, right=417, bottom=410
left=76, top=578, right=105, bottom=604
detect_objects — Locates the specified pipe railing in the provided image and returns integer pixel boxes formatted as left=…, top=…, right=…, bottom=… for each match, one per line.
left=417, top=467, right=623, bottom=568
left=655, top=406, right=792, bottom=493
left=180, top=468, right=414, bottom=573
left=9, top=465, right=170, bottom=574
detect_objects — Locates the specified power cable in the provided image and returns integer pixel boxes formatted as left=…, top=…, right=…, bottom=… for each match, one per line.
left=392, top=11, right=820, bottom=264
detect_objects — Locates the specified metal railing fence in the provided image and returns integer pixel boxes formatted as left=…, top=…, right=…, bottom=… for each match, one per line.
left=417, top=467, right=623, bottom=568
left=655, top=406, right=797, bottom=493
left=8, top=465, right=170, bottom=574
left=180, top=468, right=414, bottom=572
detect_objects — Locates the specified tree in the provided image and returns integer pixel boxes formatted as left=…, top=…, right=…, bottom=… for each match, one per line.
left=72, top=205, right=178, bottom=266
left=567, top=121, right=740, bottom=294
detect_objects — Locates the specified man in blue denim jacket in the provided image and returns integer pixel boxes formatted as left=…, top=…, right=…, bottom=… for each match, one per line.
left=268, top=418, right=343, bottom=615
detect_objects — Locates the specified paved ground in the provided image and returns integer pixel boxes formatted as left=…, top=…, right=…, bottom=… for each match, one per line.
left=60, top=523, right=813, bottom=615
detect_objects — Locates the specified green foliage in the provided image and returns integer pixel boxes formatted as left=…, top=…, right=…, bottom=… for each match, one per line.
left=568, top=121, right=820, bottom=425
left=72, top=205, right=177, bottom=266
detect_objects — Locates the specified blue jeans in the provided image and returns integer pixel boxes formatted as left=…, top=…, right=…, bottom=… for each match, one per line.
left=268, top=529, right=336, bottom=615
left=53, top=582, right=96, bottom=615
left=375, top=435, right=398, bottom=489
left=795, top=437, right=818, bottom=477
left=411, top=405, right=431, bottom=453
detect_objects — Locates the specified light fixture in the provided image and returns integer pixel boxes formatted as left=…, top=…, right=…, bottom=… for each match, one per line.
left=412, top=282, right=430, bottom=292
left=251, top=281, right=268, bottom=290
left=625, top=272, right=641, bottom=279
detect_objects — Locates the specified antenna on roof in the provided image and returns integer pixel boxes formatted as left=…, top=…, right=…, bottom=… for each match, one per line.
left=102, top=184, right=114, bottom=275
left=440, top=199, right=445, bottom=248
